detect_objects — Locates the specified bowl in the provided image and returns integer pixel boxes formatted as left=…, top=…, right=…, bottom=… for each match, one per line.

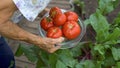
left=38, top=9, right=86, bottom=49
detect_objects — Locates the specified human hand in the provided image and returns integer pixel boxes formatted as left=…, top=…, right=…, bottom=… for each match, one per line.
left=38, top=37, right=64, bottom=53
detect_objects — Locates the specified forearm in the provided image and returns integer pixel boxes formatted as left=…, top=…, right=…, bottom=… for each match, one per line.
left=0, top=20, right=43, bottom=45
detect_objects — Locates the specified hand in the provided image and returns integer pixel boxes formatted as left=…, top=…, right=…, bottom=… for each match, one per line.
left=38, top=37, right=64, bottom=53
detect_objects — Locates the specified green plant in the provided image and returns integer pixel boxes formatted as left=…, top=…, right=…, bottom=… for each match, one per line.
left=15, top=0, right=120, bottom=68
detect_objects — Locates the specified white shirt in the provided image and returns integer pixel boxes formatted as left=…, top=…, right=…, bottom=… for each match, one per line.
left=12, top=0, right=51, bottom=22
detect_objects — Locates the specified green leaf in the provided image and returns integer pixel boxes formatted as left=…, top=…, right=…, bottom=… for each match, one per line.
left=112, top=0, right=120, bottom=8
left=36, top=59, right=46, bottom=68
left=84, top=19, right=90, bottom=27
left=56, top=60, right=67, bottom=68
left=76, top=60, right=95, bottom=68
left=8, top=60, right=15, bottom=68
left=104, top=45, right=111, bottom=49
left=70, top=44, right=82, bottom=57
left=117, top=40, right=120, bottom=43
left=104, top=40, right=118, bottom=45
left=75, top=63, right=84, bottom=68
left=56, top=49, right=78, bottom=67
left=15, top=44, right=24, bottom=57
left=111, top=47, right=120, bottom=61
left=48, top=53, right=58, bottom=68
left=94, top=44, right=105, bottom=56
left=98, top=0, right=114, bottom=15
left=113, top=12, right=120, bottom=28
left=91, top=44, right=106, bottom=60
left=88, top=10, right=109, bottom=42
left=57, top=49, right=74, bottom=66
left=95, top=61, right=102, bottom=68
left=20, top=44, right=38, bottom=62
left=83, top=60, right=95, bottom=68
left=103, top=55, right=115, bottom=67
left=38, top=50, right=50, bottom=67
left=74, top=0, right=85, bottom=14
left=116, top=62, right=120, bottom=68
left=68, top=60, right=78, bottom=68
left=105, top=27, right=120, bottom=42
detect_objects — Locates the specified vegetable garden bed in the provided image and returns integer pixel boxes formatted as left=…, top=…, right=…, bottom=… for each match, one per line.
left=15, top=0, right=120, bottom=68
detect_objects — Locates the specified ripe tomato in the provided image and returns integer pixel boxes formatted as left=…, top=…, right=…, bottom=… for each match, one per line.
left=64, top=11, right=78, bottom=22
left=53, top=13, right=67, bottom=26
left=62, top=21, right=81, bottom=40
left=47, top=27, right=62, bottom=38
left=49, top=7, right=62, bottom=19
left=40, top=17, right=54, bottom=31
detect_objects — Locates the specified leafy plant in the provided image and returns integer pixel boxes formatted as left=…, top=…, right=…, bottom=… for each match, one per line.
left=15, top=0, right=120, bottom=68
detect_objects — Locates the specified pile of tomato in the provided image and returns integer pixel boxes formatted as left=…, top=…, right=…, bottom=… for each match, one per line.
left=40, top=7, right=81, bottom=40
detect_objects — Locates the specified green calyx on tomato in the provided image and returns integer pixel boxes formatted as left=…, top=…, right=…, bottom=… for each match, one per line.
left=40, top=17, right=54, bottom=31
left=49, top=7, right=62, bottom=19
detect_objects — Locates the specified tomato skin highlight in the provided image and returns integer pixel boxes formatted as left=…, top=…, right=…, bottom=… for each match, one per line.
left=53, top=13, right=67, bottom=26
left=40, top=17, right=54, bottom=31
left=49, top=7, right=62, bottom=19
left=64, top=11, right=78, bottom=22
left=47, top=27, right=63, bottom=38
left=62, top=21, right=81, bottom=40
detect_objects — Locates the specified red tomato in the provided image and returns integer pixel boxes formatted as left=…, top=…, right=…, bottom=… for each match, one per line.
left=47, top=27, right=62, bottom=38
left=49, top=7, right=62, bottom=19
left=40, top=17, right=54, bottom=31
left=64, top=11, right=78, bottom=22
left=62, top=21, right=81, bottom=40
left=53, top=13, right=67, bottom=26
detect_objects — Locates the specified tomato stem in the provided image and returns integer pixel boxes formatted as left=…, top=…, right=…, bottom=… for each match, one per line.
left=53, top=29, right=57, bottom=32
left=50, top=11, right=56, bottom=18
left=69, top=24, right=74, bottom=29
left=46, top=17, right=52, bottom=22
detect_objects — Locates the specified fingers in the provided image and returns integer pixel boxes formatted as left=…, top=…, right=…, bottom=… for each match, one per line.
left=58, top=37, right=65, bottom=42
left=48, top=45, right=61, bottom=53
left=44, top=37, right=64, bottom=45
left=51, top=37, right=65, bottom=44
left=40, top=37, right=64, bottom=53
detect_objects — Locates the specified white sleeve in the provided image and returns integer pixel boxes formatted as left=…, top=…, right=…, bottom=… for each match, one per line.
left=12, top=0, right=51, bottom=22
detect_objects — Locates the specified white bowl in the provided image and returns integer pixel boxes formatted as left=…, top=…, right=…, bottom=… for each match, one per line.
left=38, top=9, right=86, bottom=49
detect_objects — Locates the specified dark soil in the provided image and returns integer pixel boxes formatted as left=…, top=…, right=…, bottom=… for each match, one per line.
left=83, top=0, right=120, bottom=22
